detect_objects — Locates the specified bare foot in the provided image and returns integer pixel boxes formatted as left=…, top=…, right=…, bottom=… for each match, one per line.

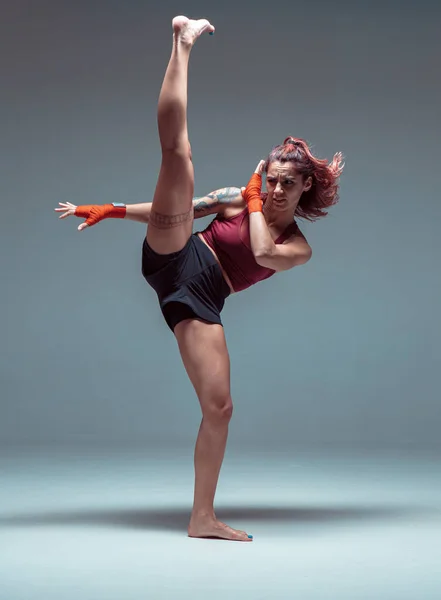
left=188, top=515, right=253, bottom=542
left=172, top=15, right=215, bottom=47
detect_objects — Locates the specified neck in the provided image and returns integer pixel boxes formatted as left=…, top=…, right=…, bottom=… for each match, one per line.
left=263, top=204, right=295, bottom=229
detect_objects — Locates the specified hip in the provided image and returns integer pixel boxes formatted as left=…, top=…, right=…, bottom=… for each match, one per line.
left=142, top=233, right=231, bottom=301
left=196, top=232, right=235, bottom=294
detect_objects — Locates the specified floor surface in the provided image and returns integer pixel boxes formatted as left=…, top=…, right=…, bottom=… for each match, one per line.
left=1, top=446, right=440, bottom=599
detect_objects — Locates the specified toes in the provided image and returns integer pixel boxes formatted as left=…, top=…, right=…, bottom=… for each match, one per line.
left=224, top=526, right=253, bottom=542
left=202, top=20, right=215, bottom=34
left=200, top=20, right=215, bottom=36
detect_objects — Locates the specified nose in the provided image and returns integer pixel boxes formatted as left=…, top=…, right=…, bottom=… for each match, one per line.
left=274, top=183, right=283, bottom=196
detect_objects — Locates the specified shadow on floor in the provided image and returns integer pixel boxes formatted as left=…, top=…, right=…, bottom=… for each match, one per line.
left=0, top=504, right=438, bottom=531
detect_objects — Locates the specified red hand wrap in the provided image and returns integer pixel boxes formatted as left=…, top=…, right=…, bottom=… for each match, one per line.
left=75, top=204, right=126, bottom=227
left=242, top=173, right=263, bottom=213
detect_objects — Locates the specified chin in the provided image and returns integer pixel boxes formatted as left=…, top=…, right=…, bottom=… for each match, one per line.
left=274, top=201, right=289, bottom=210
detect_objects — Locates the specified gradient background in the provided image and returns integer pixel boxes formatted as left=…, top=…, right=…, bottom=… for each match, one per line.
left=1, top=0, right=440, bottom=453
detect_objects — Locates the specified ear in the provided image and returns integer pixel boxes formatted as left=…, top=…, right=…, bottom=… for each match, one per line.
left=303, top=176, right=313, bottom=192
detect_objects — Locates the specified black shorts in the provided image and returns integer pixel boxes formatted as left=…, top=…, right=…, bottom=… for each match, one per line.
left=141, top=234, right=231, bottom=332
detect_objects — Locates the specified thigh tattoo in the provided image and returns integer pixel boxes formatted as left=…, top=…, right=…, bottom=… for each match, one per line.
left=149, top=207, right=193, bottom=229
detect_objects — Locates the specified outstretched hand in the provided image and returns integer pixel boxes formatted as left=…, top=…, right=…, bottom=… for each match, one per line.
left=54, top=201, right=89, bottom=231
left=54, top=202, right=126, bottom=230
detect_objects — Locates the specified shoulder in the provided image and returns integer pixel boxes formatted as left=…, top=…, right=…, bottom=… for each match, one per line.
left=211, top=187, right=246, bottom=219
left=283, top=223, right=312, bottom=254
left=292, top=223, right=308, bottom=243
left=221, top=203, right=247, bottom=219
left=219, top=190, right=246, bottom=219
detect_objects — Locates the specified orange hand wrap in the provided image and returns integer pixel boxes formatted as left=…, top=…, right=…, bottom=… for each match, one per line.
left=242, top=173, right=263, bottom=213
left=75, top=203, right=126, bottom=227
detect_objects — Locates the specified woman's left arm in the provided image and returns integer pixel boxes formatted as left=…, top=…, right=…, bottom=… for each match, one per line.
left=248, top=212, right=312, bottom=272
left=243, top=161, right=312, bottom=272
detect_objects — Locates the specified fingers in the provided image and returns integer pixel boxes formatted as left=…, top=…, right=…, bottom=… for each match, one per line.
left=57, top=211, right=74, bottom=219
left=55, top=202, right=77, bottom=210
left=54, top=202, right=77, bottom=219
left=254, top=160, right=265, bottom=175
left=54, top=202, right=89, bottom=230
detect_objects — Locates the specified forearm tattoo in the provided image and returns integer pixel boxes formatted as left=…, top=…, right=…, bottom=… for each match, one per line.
left=149, top=207, right=193, bottom=229
left=193, top=187, right=241, bottom=214
left=215, top=187, right=239, bottom=201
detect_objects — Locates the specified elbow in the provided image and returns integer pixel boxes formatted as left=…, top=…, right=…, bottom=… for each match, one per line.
left=295, top=247, right=313, bottom=267
left=304, top=246, right=313, bottom=263
left=253, top=247, right=275, bottom=269
left=254, top=245, right=274, bottom=260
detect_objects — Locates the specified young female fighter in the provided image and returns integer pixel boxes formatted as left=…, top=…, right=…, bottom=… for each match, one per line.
left=55, top=15, right=344, bottom=542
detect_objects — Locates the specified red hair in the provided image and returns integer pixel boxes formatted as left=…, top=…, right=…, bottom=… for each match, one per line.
left=263, top=137, right=344, bottom=222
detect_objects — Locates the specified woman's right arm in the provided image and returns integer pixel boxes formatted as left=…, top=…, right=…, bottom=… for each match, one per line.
left=128, top=187, right=244, bottom=222
left=55, top=187, right=244, bottom=229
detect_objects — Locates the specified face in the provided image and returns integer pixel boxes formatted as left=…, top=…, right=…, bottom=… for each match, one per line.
left=265, top=161, right=312, bottom=212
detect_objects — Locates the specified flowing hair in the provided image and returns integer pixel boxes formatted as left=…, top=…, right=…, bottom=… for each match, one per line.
left=262, top=137, right=344, bottom=221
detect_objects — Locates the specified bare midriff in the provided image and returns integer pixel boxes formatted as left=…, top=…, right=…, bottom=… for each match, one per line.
left=197, top=232, right=235, bottom=295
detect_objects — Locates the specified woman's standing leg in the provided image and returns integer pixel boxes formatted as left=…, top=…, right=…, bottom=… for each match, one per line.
left=146, top=17, right=250, bottom=541
left=175, top=319, right=253, bottom=542
left=147, top=16, right=214, bottom=255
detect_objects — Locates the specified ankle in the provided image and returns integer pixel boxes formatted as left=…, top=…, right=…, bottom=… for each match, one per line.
left=190, top=508, right=215, bottom=520
left=173, top=34, right=192, bottom=51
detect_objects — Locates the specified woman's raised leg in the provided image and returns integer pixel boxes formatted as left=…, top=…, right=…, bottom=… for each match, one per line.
left=174, top=318, right=253, bottom=542
left=147, top=16, right=215, bottom=255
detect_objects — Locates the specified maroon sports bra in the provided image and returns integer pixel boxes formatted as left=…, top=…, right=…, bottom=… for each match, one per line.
left=198, top=208, right=298, bottom=292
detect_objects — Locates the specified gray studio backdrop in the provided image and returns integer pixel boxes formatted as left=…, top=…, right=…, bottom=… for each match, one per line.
left=1, top=1, right=440, bottom=451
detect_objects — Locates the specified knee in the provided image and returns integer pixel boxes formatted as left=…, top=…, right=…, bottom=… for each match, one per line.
left=201, top=393, right=233, bottom=424
left=161, top=140, right=193, bottom=161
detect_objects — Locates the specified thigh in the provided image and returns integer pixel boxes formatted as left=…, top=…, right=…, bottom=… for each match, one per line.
left=147, top=150, right=195, bottom=255
left=174, top=319, right=231, bottom=411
